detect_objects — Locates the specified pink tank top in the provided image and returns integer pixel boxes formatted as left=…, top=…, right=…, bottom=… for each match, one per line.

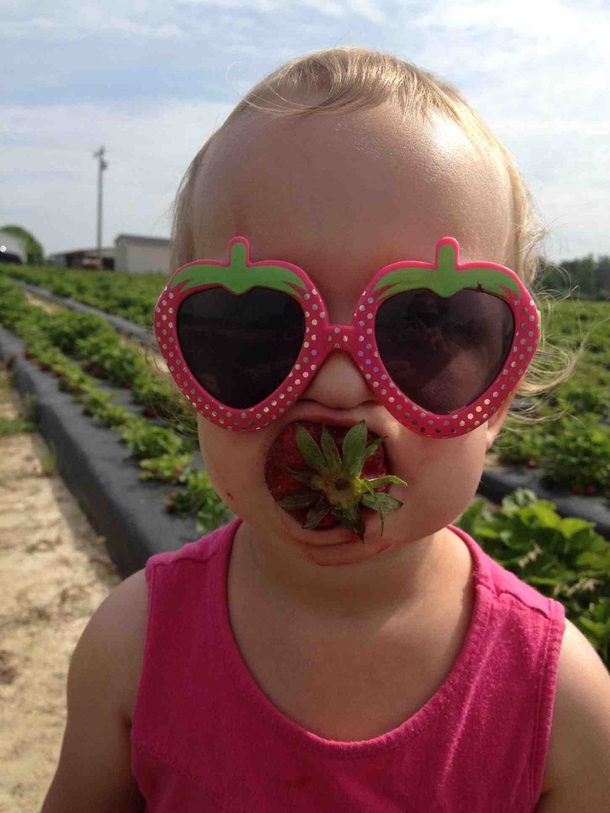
left=131, top=517, right=565, bottom=812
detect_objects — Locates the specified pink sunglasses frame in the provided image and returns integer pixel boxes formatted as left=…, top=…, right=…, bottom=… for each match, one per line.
left=154, top=236, right=540, bottom=439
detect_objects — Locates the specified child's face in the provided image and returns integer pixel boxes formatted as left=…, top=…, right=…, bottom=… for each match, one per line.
left=193, top=101, right=515, bottom=566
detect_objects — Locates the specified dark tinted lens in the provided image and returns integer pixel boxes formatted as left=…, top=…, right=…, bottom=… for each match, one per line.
left=375, top=289, right=514, bottom=414
left=177, top=287, right=305, bottom=409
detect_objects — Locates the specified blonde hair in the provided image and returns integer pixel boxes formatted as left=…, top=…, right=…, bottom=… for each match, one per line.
left=169, top=46, right=581, bottom=423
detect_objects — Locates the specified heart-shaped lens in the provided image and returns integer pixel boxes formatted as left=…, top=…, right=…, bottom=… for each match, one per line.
left=375, top=289, right=514, bottom=414
left=177, top=287, right=305, bottom=409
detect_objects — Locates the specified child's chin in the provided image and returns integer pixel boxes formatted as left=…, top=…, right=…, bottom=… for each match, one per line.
left=279, top=509, right=396, bottom=566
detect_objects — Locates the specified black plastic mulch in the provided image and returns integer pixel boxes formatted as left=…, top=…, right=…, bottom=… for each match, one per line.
left=0, top=327, right=202, bottom=579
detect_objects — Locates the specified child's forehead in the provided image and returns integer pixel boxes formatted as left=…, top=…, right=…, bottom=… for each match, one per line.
left=194, top=104, right=515, bottom=287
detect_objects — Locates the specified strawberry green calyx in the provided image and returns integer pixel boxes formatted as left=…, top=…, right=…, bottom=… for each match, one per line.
left=279, top=420, right=408, bottom=542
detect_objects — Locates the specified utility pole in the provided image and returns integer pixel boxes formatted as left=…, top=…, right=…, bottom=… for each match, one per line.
left=93, top=146, right=108, bottom=269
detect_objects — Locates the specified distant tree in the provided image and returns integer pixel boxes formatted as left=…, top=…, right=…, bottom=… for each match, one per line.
left=595, top=255, right=610, bottom=297
left=0, top=225, right=44, bottom=265
left=539, top=253, right=609, bottom=300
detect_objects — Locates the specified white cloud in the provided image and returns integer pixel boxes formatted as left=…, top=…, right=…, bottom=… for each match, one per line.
left=415, top=0, right=610, bottom=53
left=0, top=100, right=233, bottom=254
left=2, top=0, right=609, bottom=259
left=3, top=0, right=387, bottom=41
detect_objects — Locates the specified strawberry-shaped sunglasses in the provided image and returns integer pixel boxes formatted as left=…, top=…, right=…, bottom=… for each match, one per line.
left=154, top=237, right=540, bottom=439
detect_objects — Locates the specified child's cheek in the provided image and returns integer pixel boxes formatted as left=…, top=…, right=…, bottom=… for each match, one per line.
left=391, top=428, right=488, bottom=515
left=196, top=415, right=270, bottom=513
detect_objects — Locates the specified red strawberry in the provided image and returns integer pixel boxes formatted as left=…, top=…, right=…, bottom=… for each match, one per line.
left=573, top=486, right=584, bottom=495
left=585, top=485, right=596, bottom=496
left=144, top=407, right=157, bottom=419
left=526, top=459, right=537, bottom=468
left=264, top=420, right=408, bottom=542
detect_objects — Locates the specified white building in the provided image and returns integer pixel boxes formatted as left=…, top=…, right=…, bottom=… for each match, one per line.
left=114, top=234, right=170, bottom=274
left=48, top=234, right=171, bottom=273
left=0, top=231, right=27, bottom=264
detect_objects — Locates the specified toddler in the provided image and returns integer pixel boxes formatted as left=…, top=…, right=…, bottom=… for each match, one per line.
left=42, top=47, right=610, bottom=812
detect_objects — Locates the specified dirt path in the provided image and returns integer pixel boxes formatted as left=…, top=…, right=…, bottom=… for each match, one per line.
left=0, top=360, right=121, bottom=813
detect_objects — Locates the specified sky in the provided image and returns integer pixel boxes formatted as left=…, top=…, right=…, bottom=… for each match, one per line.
left=1, top=0, right=608, bottom=263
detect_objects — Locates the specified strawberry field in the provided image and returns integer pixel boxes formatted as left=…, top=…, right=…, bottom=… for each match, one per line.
left=494, top=299, right=610, bottom=496
left=0, top=264, right=609, bottom=665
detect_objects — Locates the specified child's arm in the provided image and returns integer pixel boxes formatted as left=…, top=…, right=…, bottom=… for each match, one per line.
left=40, top=570, right=147, bottom=813
left=535, top=619, right=610, bottom=811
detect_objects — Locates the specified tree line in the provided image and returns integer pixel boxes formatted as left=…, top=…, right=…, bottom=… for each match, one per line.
left=540, top=255, right=610, bottom=301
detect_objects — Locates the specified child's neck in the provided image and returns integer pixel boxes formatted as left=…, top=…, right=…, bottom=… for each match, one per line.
left=231, top=521, right=470, bottom=625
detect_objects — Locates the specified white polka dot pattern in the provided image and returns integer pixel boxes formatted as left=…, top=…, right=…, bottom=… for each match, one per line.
left=154, top=236, right=541, bottom=439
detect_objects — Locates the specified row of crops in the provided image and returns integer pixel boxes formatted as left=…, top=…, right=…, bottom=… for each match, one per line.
left=0, top=276, right=231, bottom=531
left=0, top=265, right=609, bottom=664
left=495, top=298, right=610, bottom=496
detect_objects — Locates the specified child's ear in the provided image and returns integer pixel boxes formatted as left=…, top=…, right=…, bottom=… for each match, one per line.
left=485, top=391, right=516, bottom=452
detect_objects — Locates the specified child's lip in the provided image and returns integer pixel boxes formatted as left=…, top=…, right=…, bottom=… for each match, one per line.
left=269, top=404, right=389, bottom=445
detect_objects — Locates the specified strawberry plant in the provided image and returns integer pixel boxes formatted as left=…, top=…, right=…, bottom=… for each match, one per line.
left=0, top=261, right=164, bottom=328
left=165, top=469, right=231, bottom=532
left=131, top=368, right=179, bottom=419
left=74, top=332, right=147, bottom=387
left=538, top=416, right=610, bottom=494
left=457, top=488, right=610, bottom=665
left=57, top=366, right=91, bottom=397
left=81, top=388, right=117, bottom=417
left=138, top=453, right=193, bottom=484
left=577, top=599, right=610, bottom=666
left=120, top=418, right=192, bottom=460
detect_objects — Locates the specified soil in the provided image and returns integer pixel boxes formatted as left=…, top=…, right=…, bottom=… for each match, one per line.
left=0, top=360, right=121, bottom=813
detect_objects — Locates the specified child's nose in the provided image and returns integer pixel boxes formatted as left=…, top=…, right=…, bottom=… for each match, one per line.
left=301, top=324, right=373, bottom=409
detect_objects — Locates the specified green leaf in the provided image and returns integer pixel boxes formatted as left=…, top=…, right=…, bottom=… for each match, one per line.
left=455, top=499, right=487, bottom=537
left=362, top=436, right=385, bottom=461
left=332, top=504, right=366, bottom=541
left=578, top=618, right=607, bottom=637
left=365, top=475, right=408, bottom=488
left=302, top=496, right=332, bottom=529
left=558, top=517, right=595, bottom=538
left=361, top=481, right=385, bottom=534
left=282, top=466, right=315, bottom=486
left=279, top=492, right=321, bottom=510
left=361, top=493, right=403, bottom=513
left=529, top=501, right=562, bottom=528
left=295, top=426, right=326, bottom=473
left=320, top=425, right=343, bottom=474
left=342, top=420, right=367, bottom=478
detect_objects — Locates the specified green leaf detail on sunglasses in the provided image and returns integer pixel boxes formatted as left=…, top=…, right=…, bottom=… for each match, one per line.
left=291, top=421, right=408, bottom=542
left=169, top=238, right=308, bottom=298
left=372, top=242, right=521, bottom=302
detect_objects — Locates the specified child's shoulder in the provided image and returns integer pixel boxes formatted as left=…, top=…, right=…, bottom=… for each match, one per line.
left=144, top=518, right=238, bottom=574
left=73, top=516, right=234, bottom=726
left=539, top=617, right=610, bottom=808
left=80, top=567, right=150, bottom=725
left=115, top=521, right=238, bottom=719
left=451, top=524, right=560, bottom=618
